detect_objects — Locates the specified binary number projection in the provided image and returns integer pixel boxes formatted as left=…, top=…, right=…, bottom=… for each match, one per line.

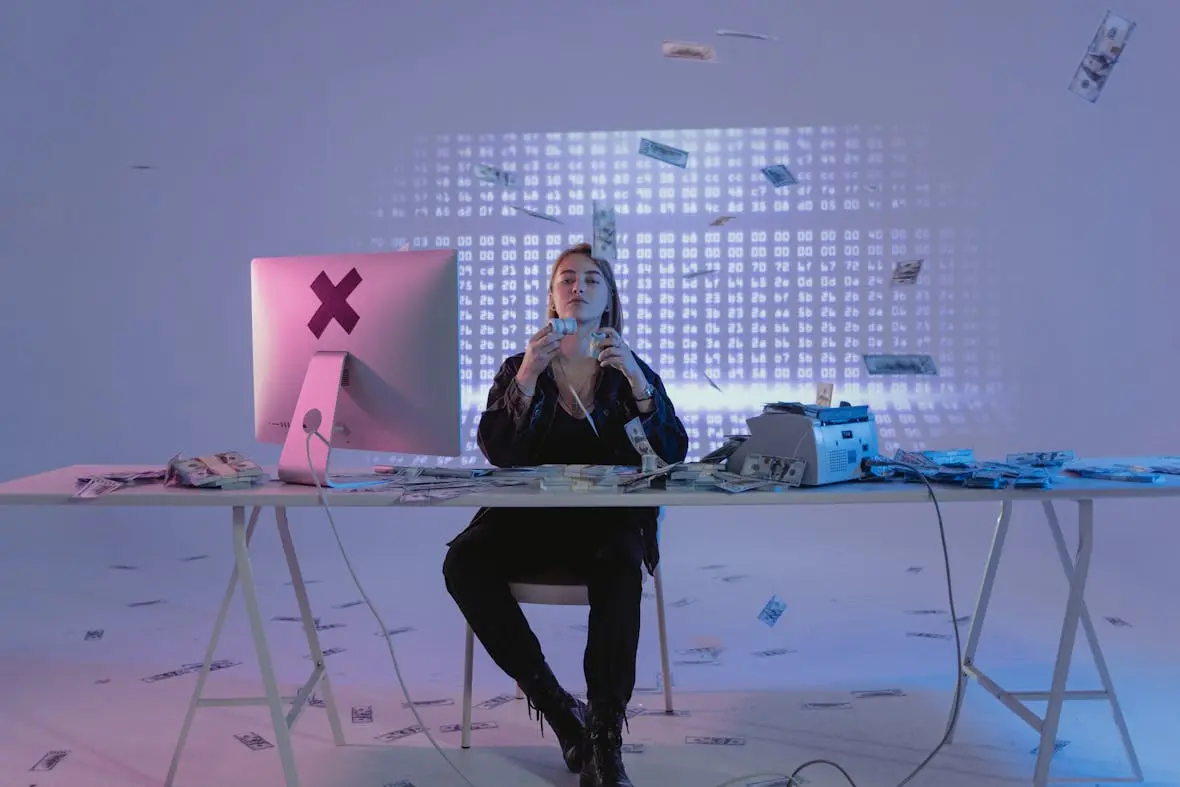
left=361, top=126, right=1004, bottom=466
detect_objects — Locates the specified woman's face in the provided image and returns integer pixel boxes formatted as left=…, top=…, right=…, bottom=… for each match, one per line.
left=551, top=254, right=609, bottom=324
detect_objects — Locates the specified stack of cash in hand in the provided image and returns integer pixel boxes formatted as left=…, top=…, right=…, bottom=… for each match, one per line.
left=166, top=452, right=267, bottom=490
left=74, top=468, right=167, bottom=499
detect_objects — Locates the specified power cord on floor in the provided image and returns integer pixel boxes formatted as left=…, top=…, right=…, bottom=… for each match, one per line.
left=304, top=428, right=480, bottom=787
left=303, top=431, right=962, bottom=787
left=708, top=461, right=966, bottom=787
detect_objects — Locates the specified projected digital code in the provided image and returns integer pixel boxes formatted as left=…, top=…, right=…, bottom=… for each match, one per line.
left=360, top=126, right=1004, bottom=464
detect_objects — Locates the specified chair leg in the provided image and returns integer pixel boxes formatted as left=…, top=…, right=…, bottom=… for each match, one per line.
left=461, top=624, right=475, bottom=749
left=652, top=563, right=674, bottom=713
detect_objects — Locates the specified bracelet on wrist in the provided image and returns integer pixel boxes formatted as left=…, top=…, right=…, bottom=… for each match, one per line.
left=515, top=378, right=536, bottom=397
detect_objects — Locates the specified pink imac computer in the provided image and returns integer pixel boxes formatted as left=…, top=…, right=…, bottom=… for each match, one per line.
left=251, top=250, right=460, bottom=486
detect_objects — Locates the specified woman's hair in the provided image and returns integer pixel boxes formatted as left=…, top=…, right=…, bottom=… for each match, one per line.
left=546, top=242, right=623, bottom=333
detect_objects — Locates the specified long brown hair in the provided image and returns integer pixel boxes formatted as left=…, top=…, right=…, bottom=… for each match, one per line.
left=546, top=243, right=623, bottom=333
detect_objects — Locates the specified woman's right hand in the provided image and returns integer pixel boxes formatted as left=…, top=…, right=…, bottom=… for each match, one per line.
left=516, top=323, right=562, bottom=391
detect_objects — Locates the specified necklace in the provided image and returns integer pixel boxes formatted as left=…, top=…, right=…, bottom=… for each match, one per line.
left=553, top=356, right=599, bottom=419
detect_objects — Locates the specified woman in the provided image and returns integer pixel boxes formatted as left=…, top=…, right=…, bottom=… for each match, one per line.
left=443, top=243, right=688, bottom=787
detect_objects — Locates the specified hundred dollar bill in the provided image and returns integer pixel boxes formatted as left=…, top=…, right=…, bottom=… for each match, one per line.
left=740, top=453, right=806, bottom=487
left=685, top=735, right=745, bottom=746
left=591, top=201, right=617, bottom=261
left=1068, top=11, right=1135, bottom=103
left=682, top=267, right=720, bottom=279
left=638, top=138, right=689, bottom=169
left=1006, top=450, right=1076, bottom=468
left=891, top=258, right=923, bottom=285
left=474, top=163, right=516, bottom=187
left=761, top=164, right=797, bottom=188
left=624, top=417, right=665, bottom=467
left=816, top=382, right=833, bottom=408
left=862, top=353, right=938, bottom=376
left=661, top=40, right=717, bottom=62
left=715, top=29, right=777, bottom=41
left=708, top=215, right=736, bottom=226
left=508, top=205, right=564, bottom=224
left=711, top=471, right=768, bottom=493
left=74, top=476, right=124, bottom=499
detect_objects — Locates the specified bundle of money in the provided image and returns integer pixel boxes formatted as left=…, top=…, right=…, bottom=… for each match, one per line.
left=921, top=449, right=975, bottom=465
left=1065, top=466, right=1162, bottom=484
left=1068, top=11, right=1135, bottom=103
left=166, top=452, right=267, bottom=490
left=708, top=470, right=771, bottom=494
left=1005, top=451, right=1076, bottom=468
left=698, top=435, right=748, bottom=464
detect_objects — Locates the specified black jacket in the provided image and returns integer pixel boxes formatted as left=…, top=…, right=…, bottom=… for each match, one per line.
left=470, top=352, right=689, bottom=575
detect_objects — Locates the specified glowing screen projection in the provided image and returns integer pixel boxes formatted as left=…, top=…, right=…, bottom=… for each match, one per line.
left=358, top=125, right=1006, bottom=466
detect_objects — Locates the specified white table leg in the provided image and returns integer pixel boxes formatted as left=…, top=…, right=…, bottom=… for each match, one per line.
left=946, top=500, right=1013, bottom=742
left=164, top=505, right=262, bottom=787
left=274, top=506, right=347, bottom=746
left=1032, top=499, right=1094, bottom=787
left=232, top=505, right=302, bottom=787
left=652, top=563, right=675, bottom=714
left=1041, top=501, right=1143, bottom=783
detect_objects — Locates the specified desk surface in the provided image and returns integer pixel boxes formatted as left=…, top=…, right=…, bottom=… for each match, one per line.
left=1, top=462, right=1179, bottom=508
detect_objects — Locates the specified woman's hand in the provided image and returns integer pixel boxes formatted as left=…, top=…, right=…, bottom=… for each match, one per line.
left=515, top=324, right=561, bottom=391
left=595, top=328, right=645, bottom=389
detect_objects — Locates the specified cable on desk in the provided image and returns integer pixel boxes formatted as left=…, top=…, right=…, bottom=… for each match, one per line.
left=304, top=429, right=479, bottom=787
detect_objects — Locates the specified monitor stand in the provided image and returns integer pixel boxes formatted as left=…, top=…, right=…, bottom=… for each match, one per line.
left=278, top=350, right=349, bottom=486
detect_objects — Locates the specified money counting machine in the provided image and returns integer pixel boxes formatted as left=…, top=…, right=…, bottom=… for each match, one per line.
left=726, top=402, right=879, bottom=486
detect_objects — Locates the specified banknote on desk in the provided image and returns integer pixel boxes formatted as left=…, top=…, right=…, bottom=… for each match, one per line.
left=166, top=452, right=266, bottom=490
left=1005, top=451, right=1075, bottom=468
left=74, top=467, right=168, bottom=499
left=740, top=453, right=806, bottom=487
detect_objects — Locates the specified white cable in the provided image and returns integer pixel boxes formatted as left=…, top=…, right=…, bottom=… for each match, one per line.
left=304, top=429, right=479, bottom=787
left=304, top=427, right=960, bottom=787
left=708, top=460, right=965, bottom=787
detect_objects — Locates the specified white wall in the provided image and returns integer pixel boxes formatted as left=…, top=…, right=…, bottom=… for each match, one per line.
left=1, top=0, right=1178, bottom=688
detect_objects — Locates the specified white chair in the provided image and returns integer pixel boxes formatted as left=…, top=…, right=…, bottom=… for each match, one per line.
left=459, top=541, right=675, bottom=749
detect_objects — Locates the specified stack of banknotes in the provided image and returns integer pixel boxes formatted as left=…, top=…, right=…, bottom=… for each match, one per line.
left=74, top=468, right=167, bottom=499
left=867, top=448, right=1059, bottom=489
left=166, top=452, right=267, bottom=490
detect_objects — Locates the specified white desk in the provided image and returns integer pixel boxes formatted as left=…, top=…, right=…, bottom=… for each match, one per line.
left=2, top=462, right=1177, bottom=787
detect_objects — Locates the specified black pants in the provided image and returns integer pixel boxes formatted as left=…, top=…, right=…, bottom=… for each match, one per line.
left=442, top=508, right=644, bottom=707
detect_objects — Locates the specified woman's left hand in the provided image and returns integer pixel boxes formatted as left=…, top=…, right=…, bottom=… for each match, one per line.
left=595, top=328, right=645, bottom=387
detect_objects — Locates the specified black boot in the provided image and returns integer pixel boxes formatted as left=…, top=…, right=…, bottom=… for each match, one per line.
left=521, top=665, right=588, bottom=773
left=579, top=701, right=634, bottom=787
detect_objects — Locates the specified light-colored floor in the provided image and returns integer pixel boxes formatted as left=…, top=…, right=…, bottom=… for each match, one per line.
left=2, top=500, right=1178, bottom=787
